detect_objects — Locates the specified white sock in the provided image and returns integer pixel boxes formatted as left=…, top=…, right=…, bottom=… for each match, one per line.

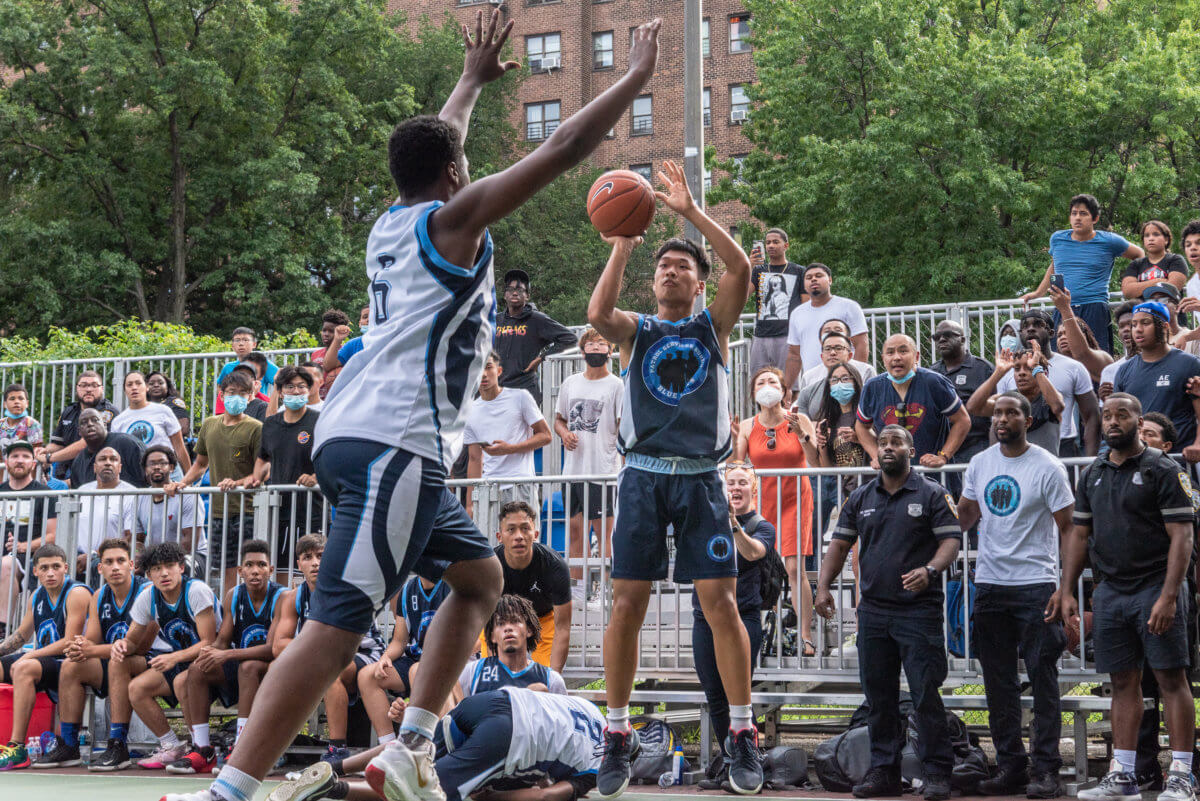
left=159, top=730, right=182, bottom=749
left=1172, top=751, right=1193, bottom=772
left=235, top=718, right=247, bottom=742
left=400, top=706, right=439, bottom=741
left=192, top=723, right=210, bottom=749
left=1114, top=749, right=1136, bottom=774
left=379, top=732, right=397, bottom=745
left=730, top=704, right=754, bottom=732
left=607, top=706, right=630, bottom=734
left=213, top=764, right=261, bottom=801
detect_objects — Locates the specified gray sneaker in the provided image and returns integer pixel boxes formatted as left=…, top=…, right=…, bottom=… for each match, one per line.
left=1159, top=761, right=1196, bottom=801
left=1076, top=759, right=1141, bottom=801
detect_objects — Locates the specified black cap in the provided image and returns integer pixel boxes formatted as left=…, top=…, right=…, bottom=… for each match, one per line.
left=4, top=440, right=35, bottom=457
left=503, top=269, right=530, bottom=289
left=1020, top=308, right=1055, bottom=328
left=1142, top=282, right=1180, bottom=302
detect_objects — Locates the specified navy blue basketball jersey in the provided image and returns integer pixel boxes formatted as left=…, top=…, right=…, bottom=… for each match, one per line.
left=232, top=582, right=284, bottom=650
left=151, top=577, right=206, bottom=652
left=463, top=656, right=553, bottom=696
left=399, top=577, right=449, bottom=659
left=294, top=582, right=313, bottom=637
left=97, top=576, right=148, bottom=644
left=32, top=578, right=90, bottom=648
left=618, top=310, right=731, bottom=462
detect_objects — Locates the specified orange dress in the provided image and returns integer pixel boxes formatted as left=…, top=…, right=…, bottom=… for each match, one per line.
left=747, top=417, right=814, bottom=558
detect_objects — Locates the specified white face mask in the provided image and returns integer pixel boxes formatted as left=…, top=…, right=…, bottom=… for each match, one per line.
left=755, top=386, right=783, bottom=409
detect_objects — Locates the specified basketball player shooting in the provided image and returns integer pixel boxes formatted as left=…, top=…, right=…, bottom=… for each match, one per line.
left=586, top=160, right=759, bottom=796
left=161, top=11, right=662, bottom=801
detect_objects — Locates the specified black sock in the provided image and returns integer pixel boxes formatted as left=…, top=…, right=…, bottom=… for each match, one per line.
left=331, top=757, right=345, bottom=776
left=199, top=745, right=215, bottom=758
left=329, top=739, right=346, bottom=749
left=328, top=779, right=351, bottom=800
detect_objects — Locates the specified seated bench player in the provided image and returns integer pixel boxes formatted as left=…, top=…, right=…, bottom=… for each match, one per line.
left=453, top=594, right=566, bottom=708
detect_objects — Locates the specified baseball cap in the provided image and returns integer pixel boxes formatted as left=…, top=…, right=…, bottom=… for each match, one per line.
left=1142, top=282, right=1180, bottom=302
left=1133, top=301, right=1171, bottom=323
left=503, top=269, right=530, bottom=289
left=4, top=440, right=35, bottom=457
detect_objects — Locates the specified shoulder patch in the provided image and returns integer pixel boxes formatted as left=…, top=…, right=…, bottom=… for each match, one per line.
left=1179, top=471, right=1193, bottom=498
left=172, top=398, right=187, bottom=409
left=944, top=493, right=958, bottom=518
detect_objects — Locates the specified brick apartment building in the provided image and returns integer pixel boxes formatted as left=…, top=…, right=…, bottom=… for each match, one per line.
left=386, top=0, right=756, bottom=234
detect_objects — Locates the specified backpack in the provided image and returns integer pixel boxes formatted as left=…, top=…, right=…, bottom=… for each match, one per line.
left=944, top=572, right=976, bottom=658
left=763, top=745, right=809, bottom=790
left=629, top=716, right=686, bottom=783
left=740, top=512, right=787, bottom=609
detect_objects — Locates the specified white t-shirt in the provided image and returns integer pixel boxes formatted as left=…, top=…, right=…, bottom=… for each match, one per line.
left=785, top=295, right=869, bottom=374
left=962, top=443, right=1074, bottom=585
left=555, top=373, right=623, bottom=476
left=110, top=403, right=181, bottom=451
left=462, top=388, right=545, bottom=479
left=996, top=352, right=1092, bottom=439
left=134, top=494, right=208, bottom=553
left=75, top=481, right=136, bottom=554
left=1188, top=272, right=1200, bottom=300
left=130, top=579, right=217, bottom=626
left=1099, top=357, right=1127, bottom=397
left=800, top=359, right=876, bottom=391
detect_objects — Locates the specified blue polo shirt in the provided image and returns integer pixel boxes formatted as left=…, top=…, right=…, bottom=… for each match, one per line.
left=833, top=471, right=961, bottom=617
left=1048, top=229, right=1131, bottom=305
left=337, top=336, right=365, bottom=366
left=857, top=368, right=963, bottom=458
left=1113, top=348, right=1200, bottom=452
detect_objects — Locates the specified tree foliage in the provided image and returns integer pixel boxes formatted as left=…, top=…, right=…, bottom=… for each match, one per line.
left=713, top=0, right=1200, bottom=306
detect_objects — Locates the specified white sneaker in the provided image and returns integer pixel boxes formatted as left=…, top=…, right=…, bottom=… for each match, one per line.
left=365, top=739, right=446, bottom=801
left=1077, top=759, right=1142, bottom=801
left=267, top=761, right=337, bottom=801
left=158, top=791, right=219, bottom=801
left=1159, top=760, right=1197, bottom=801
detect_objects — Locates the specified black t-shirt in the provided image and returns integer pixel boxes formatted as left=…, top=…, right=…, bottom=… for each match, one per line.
left=931, top=355, right=995, bottom=453
left=751, top=262, right=805, bottom=338
left=495, top=542, right=571, bottom=618
left=1121, top=253, right=1188, bottom=285
left=833, top=471, right=961, bottom=616
left=161, top=395, right=190, bottom=422
left=259, top=409, right=319, bottom=484
left=246, top=399, right=268, bottom=423
left=69, top=432, right=145, bottom=487
left=1074, top=446, right=1197, bottom=592
left=0, top=481, right=57, bottom=547
left=692, top=511, right=776, bottom=619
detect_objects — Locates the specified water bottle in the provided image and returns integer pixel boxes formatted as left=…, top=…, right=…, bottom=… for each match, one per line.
left=672, top=746, right=685, bottom=785
left=658, top=771, right=675, bottom=788
left=26, top=736, right=41, bottom=762
left=79, top=731, right=90, bottom=767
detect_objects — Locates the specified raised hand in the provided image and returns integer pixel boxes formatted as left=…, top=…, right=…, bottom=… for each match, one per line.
left=994, top=348, right=1017, bottom=373
left=460, top=9, right=520, bottom=86
left=628, top=18, right=662, bottom=79
left=654, top=159, right=696, bottom=216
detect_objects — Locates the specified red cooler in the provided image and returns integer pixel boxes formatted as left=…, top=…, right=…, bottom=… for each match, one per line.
left=0, top=684, right=54, bottom=743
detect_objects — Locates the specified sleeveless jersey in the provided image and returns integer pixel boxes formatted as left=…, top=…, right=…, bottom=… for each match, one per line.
left=618, top=310, right=731, bottom=462
left=293, top=582, right=312, bottom=636
left=97, top=576, right=148, bottom=644
left=465, top=656, right=553, bottom=696
left=232, top=582, right=284, bottom=650
left=150, top=577, right=209, bottom=652
left=399, top=576, right=449, bottom=659
left=315, top=201, right=496, bottom=471
left=501, top=688, right=603, bottom=781
left=32, top=578, right=90, bottom=648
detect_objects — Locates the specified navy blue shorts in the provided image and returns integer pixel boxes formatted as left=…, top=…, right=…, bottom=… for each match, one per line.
left=1093, top=581, right=1190, bottom=673
left=611, top=466, right=737, bottom=583
left=433, top=691, right=514, bottom=801
left=311, top=439, right=495, bottom=634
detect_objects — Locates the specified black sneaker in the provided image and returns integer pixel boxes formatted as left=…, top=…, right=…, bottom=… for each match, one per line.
left=89, top=739, right=131, bottom=771
left=852, top=766, right=903, bottom=798
left=698, top=753, right=728, bottom=790
left=924, top=774, right=951, bottom=801
left=978, top=766, right=1028, bottom=795
left=32, top=740, right=81, bottom=768
left=724, top=728, right=764, bottom=795
left=1137, top=770, right=1165, bottom=792
left=596, top=728, right=640, bottom=800
left=1026, top=772, right=1064, bottom=799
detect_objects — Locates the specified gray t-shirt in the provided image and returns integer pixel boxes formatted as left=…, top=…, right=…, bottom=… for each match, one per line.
left=996, top=352, right=1092, bottom=440
left=962, top=443, right=1074, bottom=585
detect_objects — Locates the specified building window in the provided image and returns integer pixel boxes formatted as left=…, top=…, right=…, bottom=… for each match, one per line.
left=630, top=163, right=653, bottom=181
left=526, top=33, right=561, bottom=72
left=729, top=14, right=751, bottom=53
left=731, top=154, right=748, bottom=184
left=703, top=166, right=712, bottom=191
left=730, top=85, right=749, bottom=123
left=702, top=18, right=710, bottom=57
left=593, top=31, right=614, bottom=70
left=631, top=95, right=652, bottom=135
left=528, top=0, right=560, bottom=6
left=526, top=101, right=561, bottom=141
left=457, top=0, right=488, bottom=5
left=702, top=87, right=711, bottom=127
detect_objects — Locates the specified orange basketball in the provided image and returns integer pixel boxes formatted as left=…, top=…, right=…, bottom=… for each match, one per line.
left=587, top=170, right=656, bottom=238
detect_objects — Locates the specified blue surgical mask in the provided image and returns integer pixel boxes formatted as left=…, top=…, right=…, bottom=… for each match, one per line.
left=829, top=382, right=856, bottom=405
left=1000, top=335, right=1020, bottom=351
left=888, top=369, right=916, bottom=385
left=360, top=324, right=370, bottom=334
left=282, top=394, right=308, bottom=411
left=3, top=409, right=24, bottom=420
left=224, top=395, right=249, bottom=416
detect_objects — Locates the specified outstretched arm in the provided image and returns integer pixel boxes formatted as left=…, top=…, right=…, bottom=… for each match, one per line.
left=439, top=10, right=521, bottom=144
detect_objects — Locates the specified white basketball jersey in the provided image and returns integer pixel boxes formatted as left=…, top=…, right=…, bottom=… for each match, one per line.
left=315, top=201, right=496, bottom=471
left=501, top=687, right=602, bottom=779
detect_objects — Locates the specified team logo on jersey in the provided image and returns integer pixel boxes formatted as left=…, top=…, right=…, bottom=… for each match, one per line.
left=707, top=534, right=733, bottom=562
left=126, top=420, right=155, bottom=444
left=105, top=621, right=129, bottom=643
left=36, top=619, right=60, bottom=647
left=984, top=476, right=1020, bottom=517
left=239, top=624, right=269, bottom=649
left=642, top=336, right=710, bottom=406
left=163, top=619, right=198, bottom=649
left=297, top=431, right=311, bottom=445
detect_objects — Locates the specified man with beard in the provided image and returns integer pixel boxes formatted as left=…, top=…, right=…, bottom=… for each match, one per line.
left=1112, top=302, right=1200, bottom=461
left=955, top=393, right=1075, bottom=798
left=43, top=370, right=120, bottom=483
left=815, top=425, right=961, bottom=801
left=995, top=309, right=1099, bottom=456
left=0, top=441, right=58, bottom=635
left=64, top=408, right=145, bottom=487
left=75, top=447, right=137, bottom=577
left=930, top=320, right=994, bottom=467
left=1058, top=394, right=1197, bottom=801
left=134, top=445, right=207, bottom=554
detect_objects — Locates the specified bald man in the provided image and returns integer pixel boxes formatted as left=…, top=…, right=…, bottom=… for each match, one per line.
left=855, top=334, right=972, bottom=466
left=74, top=447, right=136, bottom=577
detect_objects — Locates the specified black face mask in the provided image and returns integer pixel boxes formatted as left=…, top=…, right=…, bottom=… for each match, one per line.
left=584, top=352, right=609, bottom=368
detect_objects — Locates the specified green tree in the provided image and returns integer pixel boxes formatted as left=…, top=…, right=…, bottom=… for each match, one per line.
left=713, top=0, right=1200, bottom=307
left=0, top=2, right=516, bottom=337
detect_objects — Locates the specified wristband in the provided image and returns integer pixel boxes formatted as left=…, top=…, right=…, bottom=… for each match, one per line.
left=1031, top=366, right=1045, bottom=377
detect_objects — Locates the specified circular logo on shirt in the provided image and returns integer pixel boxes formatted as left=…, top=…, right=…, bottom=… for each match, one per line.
left=126, top=420, right=155, bottom=444
left=641, top=336, right=710, bottom=406
left=163, top=619, right=197, bottom=649
left=707, top=534, right=733, bottom=562
left=298, top=431, right=311, bottom=445
left=984, top=475, right=1021, bottom=517
left=239, top=624, right=269, bottom=649
left=105, top=621, right=129, bottom=644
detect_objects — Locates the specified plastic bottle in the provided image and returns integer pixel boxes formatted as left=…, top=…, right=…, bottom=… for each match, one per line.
left=672, top=746, right=685, bottom=785
left=658, top=771, right=675, bottom=788
left=26, top=736, right=41, bottom=762
left=79, top=731, right=90, bottom=767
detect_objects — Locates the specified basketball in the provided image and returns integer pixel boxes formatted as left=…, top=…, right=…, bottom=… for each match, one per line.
left=587, top=169, right=656, bottom=238
left=1064, top=611, right=1093, bottom=656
